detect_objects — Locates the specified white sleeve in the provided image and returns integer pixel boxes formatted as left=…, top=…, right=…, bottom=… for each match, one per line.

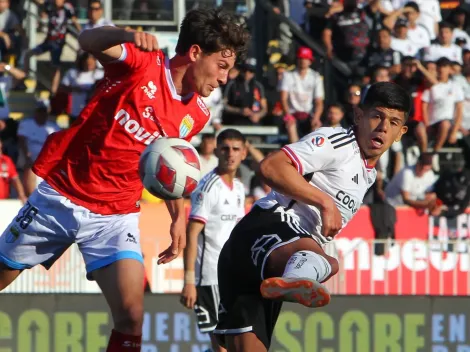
left=401, top=169, right=415, bottom=193
left=314, top=75, right=325, bottom=100
left=237, top=188, right=246, bottom=220
left=281, top=131, right=337, bottom=175
left=280, top=72, right=292, bottom=92
left=189, top=185, right=215, bottom=223
left=421, top=88, right=430, bottom=103
left=455, top=84, right=465, bottom=103
left=423, top=46, right=433, bottom=62
left=456, top=46, right=463, bottom=65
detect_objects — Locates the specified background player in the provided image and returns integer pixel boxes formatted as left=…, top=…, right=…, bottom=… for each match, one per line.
left=181, top=128, right=247, bottom=352
left=213, top=82, right=411, bottom=351
left=0, top=9, right=249, bottom=352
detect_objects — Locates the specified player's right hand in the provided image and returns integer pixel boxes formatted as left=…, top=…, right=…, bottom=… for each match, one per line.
left=320, top=198, right=342, bottom=239
left=126, top=29, right=159, bottom=52
left=180, top=284, right=197, bottom=309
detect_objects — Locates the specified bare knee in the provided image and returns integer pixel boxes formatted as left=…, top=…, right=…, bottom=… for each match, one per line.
left=113, top=302, right=144, bottom=335
left=0, top=264, right=21, bottom=291
left=226, top=333, right=267, bottom=352
left=438, top=120, right=452, bottom=134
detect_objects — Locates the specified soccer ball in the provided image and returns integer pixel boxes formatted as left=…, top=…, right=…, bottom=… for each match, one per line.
left=139, top=138, right=202, bottom=200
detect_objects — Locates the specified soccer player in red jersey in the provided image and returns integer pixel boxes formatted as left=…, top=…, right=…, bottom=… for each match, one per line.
left=0, top=9, right=249, bottom=352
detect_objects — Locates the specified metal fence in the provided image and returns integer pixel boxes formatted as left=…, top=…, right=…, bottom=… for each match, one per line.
left=2, top=239, right=469, bottom=295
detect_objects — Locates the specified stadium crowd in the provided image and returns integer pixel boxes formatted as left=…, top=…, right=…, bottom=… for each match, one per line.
left=0, top=0, right=469, bottom=223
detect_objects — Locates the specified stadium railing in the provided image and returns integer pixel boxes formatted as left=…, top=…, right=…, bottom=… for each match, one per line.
left=2, top=238, right=469, bottom=296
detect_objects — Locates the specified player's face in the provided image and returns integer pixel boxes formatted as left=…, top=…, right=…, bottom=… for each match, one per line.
left=356, top=106, right=408, bottom=161
left=216, top=139, right=247, bottom=173
left=188, top=46, right=236, bottom=97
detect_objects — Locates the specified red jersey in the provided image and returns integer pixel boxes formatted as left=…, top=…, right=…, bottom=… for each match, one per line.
left=0, top=154, right=18, bottom=199
left=33, top=43, right=210, bottom=215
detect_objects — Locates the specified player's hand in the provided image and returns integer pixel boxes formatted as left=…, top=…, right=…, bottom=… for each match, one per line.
left=320, top=198, right=342, bottom=239
left=180, top=284, right=197, bottom=309
left=126, top=29, right=159, bottom=52
left=158, top=218, right=186, bottom=264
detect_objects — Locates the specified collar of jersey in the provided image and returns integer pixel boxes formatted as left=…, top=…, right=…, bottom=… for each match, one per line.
left=164, top=56, right=194, bottom=102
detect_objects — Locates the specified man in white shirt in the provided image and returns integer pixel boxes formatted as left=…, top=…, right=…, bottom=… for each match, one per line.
left=80, top=0, right=114, bottom=32
left=424, top=22, right=463, bottom=64
left=385, top=153, right=440, bottom=215
left=391, top=19, right=420, bottom=58
left=181, top=129, right=246, bottom=352
left=403, top=1, right=430, bottom=49
left=422, top=57, right=464, bottom=152
left=213, top=82, right=411, bottom=351
left=17, top=100, right=60, bottom=196
left=280, top=46, right=324, bottom=142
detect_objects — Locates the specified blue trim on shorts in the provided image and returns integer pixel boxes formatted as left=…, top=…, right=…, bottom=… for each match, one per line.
left=0, top=253, right=32, bottom=270
left=86, top=251, right=143, bottom=277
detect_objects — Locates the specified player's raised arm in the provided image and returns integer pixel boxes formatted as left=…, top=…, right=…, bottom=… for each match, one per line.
left=78, top=26, right=158, bottom=64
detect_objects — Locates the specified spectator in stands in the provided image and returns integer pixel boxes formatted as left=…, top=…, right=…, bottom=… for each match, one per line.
left=423, top=22, right=463, bottom=65
left=362, top=28, right=401, bottom=78
left=280, top=46, right=324, bottom=143
left=0, top=0, right=20, bottom=61
left=17, top=100, right=60, bottom=196
left=223, top=58, right=267, bottom=126
left=459, top=66, right=470, bottom=137
left=422, top=57, right=463, bottom=153
left=385, top=152, right=441, bottom=215
left=81, top=0, right=114, bottom=32
left=376, top=140, right=403, bottom=199
left=198, top=134, right=218, bottom=177
left=0, top=139, right=26, bottom=202
left=201, top=87, right=223, bottom=131
left=413, top=0, right=441, bottom=40
left=390, top=19, right=420, bottom=58
left=25, top=0, right=81, bottom=95
left=362, top=0, right=390, bottom=48
left=342, top=82, right=362, bottom=127
left=323, top=0, right=370, bottom=76
left=324, top=103, right=345, bottom=127
left=0, top=62, right=26, bottom=120
left=464, top=49, right=470, bottom=66
left=394, top=56, right=437, bottom=153
left=450, top=7, right=470, bottom=49
left=59, top=52, right=104, bottom=122
left=303, top=0, right=343, bottom=43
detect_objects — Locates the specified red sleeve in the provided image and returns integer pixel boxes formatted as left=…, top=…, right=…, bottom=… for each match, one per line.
left=6, top=157, right=18, bottom=179
left=104, top=43, right=159, bottom=77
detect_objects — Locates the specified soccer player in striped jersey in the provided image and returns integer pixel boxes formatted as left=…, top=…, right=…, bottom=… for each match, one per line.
left=213, top=82, right=411, bottom=351
left=181, top=129, right=247, bottom=352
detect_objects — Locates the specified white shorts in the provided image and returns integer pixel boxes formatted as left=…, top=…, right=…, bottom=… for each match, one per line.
left=0, top=181, right=142, bottom=280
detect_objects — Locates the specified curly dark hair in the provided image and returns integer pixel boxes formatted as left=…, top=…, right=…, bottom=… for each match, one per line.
left=175, top=8, right=250, bottom=60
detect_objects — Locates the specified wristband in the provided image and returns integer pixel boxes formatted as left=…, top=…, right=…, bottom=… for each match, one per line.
left=184, top=271, right=196, bottom=285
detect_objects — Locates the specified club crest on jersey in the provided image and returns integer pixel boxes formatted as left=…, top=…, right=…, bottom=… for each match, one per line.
left=141, top=81, right=157, bottom=99
left=312, top=136, right=325, bottom=147
left=179, top=115, right=194, bottom=138
left=197, top=97, right=210, bottom=116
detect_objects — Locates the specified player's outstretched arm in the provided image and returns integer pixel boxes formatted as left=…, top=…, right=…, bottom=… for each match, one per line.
left=259, top=150, right=342, bottom=238
left=78, top=26, right=158, bottom=64
left=158, top=198, right=187, bottom=264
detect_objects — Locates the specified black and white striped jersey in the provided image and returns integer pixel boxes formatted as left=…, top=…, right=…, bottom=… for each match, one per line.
left=255, top=127, right=377, bottom=244
left=189, top=170, right=246, bottom=285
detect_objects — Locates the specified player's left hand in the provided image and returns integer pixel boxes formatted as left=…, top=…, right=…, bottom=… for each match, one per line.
left=126, top=28, right=159, bottom=52
left=158, top=218, right=186, bottom=264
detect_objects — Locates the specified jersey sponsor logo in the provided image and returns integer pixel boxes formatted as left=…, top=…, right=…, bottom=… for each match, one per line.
left=312, top=135, right=325, bottom=147
left=221, top=214, right=237, bottom=221
left=179, top=114, right=194, bottom=138
left=141, top=81, right=157, bottom=99
left=142, top=106, right=156, bottom=122
left=336, top=190, right=359, bottom=214
left=197, top=96, right=210, bottom=116
left=114, top=109, right=162, bottom=145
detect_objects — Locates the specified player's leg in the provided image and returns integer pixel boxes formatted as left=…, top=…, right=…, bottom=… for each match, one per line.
left=0, top=183, right=75, bottom=290
left=226, top=333, right=267, bottom=352
left=50, top=43, right=64, bottom=94
left=78, top=212, right=144, bottom=351
left=194, top=285, right=226, bottom=352
left=260, top=237, right=339, bottom=308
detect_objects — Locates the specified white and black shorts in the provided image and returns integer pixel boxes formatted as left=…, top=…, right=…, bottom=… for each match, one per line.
left=195, top=285, right=220, bottom=333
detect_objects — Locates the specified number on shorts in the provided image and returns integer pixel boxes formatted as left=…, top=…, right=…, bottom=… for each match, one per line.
left=15, top=202, right=38, bottom=230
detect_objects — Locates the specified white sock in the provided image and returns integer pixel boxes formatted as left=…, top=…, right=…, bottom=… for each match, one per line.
left=282, top=251, right=332, bottom=283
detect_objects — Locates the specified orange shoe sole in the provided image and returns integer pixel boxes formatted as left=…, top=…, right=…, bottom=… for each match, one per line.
left=260, top=277, right=331, bottom=308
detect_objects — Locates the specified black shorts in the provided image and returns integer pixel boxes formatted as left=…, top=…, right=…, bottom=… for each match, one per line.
left=195, top=285, right=220, bottom=333
left=213, top=205, right=311, bottom=349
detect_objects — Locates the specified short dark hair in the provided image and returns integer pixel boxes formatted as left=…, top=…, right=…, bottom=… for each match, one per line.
left=217, top=128, right=246, bottom=145
left=362, top=82, right=411, bottom=120
left=439, top=21, right=454, bottom=31
left=328, top=103, right=345, bottom=113
left=436, top=56, right=452, bottom=67
left=201, top=133, right=216, bottom=140
left=404, top=1, right=420, bottom=12
left=176, top=8, right=250, bottom=60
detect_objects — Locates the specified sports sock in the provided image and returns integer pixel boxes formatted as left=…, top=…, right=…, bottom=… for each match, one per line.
left=106, top=329, right=142, bottom=352
left=282, top=251, right=332, bottom=283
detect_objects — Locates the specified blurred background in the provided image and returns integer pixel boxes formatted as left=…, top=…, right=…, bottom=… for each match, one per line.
left=1, top=0, right=470, bottom=350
